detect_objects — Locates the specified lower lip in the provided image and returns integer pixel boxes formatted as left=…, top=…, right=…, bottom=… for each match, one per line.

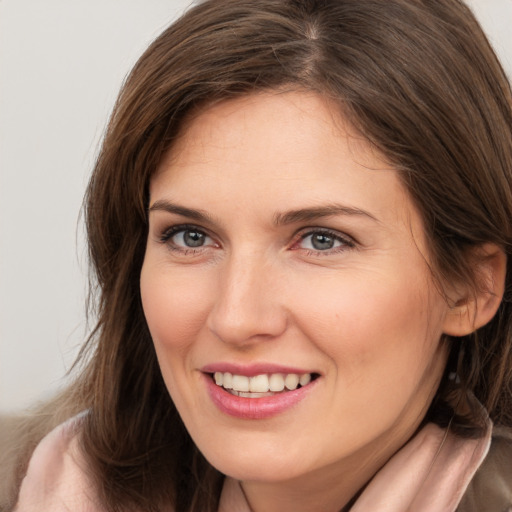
left=204, top=374, right=317, bottom=420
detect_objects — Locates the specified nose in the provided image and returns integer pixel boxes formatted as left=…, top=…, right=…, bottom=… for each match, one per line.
left=207, top=253, right=288, bottom=345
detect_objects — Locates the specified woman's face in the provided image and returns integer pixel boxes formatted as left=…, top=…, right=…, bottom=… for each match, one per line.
left=141, top=91, right=451, bottom=486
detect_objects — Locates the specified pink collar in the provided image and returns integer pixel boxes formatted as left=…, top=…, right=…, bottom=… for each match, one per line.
left=219, top=422, right=491, bottom=512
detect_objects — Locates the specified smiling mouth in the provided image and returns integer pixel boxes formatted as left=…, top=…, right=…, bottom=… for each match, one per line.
left=211, top=372, right=319, bottom=398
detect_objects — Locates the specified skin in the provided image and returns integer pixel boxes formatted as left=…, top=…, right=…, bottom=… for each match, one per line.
left=140, top=91, right=454, bottom=512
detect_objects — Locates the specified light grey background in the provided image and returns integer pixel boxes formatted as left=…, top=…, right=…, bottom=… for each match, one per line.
left=1, top=0, right=511, bottom=413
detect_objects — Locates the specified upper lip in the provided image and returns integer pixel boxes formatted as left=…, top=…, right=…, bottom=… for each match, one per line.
left=201, top=362, right=318, bottom=377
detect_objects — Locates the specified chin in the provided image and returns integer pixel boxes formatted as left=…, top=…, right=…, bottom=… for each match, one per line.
left=211, top=457, right=306, bottom=483
left=195, top=432, right=316, bottom=482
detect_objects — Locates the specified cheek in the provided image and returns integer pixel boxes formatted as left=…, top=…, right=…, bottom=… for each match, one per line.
left=140, top=261, right=216, bottom=414
left=140, top=262, right=212, bottom=353
left=293, top=276, right=447, bottom=443
left=291, top=271, right=446, bottom=382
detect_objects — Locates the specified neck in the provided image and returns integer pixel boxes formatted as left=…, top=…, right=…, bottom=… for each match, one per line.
left=240, top=479, right=360, bottom=512
left=238, top=440, right=394, bottom=512
left=234, top=403, right=433, bottom=512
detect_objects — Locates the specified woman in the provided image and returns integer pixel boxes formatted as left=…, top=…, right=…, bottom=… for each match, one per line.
left=6, top=0, right=512, bottom=510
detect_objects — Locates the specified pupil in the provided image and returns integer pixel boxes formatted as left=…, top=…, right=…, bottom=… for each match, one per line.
left=312, top=233, right=334, bottom=250
left=184, top=231, right=204, bottom=247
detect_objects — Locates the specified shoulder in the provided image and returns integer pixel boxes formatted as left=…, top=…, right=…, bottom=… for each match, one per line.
left=457, top=426, right=512, bottom=512
left=14, top=412, right=105, bottom=512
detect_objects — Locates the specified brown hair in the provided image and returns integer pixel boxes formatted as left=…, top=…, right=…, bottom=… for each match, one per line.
left=7, top=0, right=512, bottom=511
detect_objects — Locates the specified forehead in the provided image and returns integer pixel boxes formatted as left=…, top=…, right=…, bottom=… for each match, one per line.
left=151, top=91, right=420, bottom=233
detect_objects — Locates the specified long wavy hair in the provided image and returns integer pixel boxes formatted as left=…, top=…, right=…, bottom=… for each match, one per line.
left=6, top=1, right=512, bottom=511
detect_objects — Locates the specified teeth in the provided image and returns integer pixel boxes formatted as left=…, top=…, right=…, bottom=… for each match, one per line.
left=213, top=372, right=313, bottom=394
left=299, top=373, right=311, bottom=386
left=269, top=373, right=285, bottom=392
left=249, top=374, right=269, bottom=392
left=236, top=391, right=275, bottom=398
left=285, top=373, right=300, bottom=390
left=223, top=372, right=233, bottom=389
left=232, top=374, right=250, bottom=392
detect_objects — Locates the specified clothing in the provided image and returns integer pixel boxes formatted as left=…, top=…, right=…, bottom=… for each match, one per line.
left=14, top=414, right=511, bottom=512
left=457, top=426, right=512, bottom=512
left=218, top=424, right=501, bottom=512
left=14, top=413, right=102, bottom=512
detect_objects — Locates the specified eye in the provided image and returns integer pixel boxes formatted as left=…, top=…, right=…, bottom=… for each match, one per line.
left=174, top=229, right=209, bottom=248
left=160, top=225, right=217, bottom=251
left=293, top=229, right=355, bottom=254
left=302, top=232, right=340, bottom=251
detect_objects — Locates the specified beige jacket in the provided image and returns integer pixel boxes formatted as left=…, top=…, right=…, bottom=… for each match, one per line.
left=456, top=427, right=512, bottom=512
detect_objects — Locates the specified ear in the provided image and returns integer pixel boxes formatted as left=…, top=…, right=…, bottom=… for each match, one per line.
left=443, top=243, right=507, bottom=337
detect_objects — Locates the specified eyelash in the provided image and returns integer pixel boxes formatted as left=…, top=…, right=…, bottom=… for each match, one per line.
left=157, top=224, right=356, bottom=257
left=293, top=228, right=356, bottom=256
left=159, top=224, right=216, bottom=254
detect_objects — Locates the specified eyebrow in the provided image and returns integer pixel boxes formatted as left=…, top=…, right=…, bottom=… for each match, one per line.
left=273, top=204, right=379, bottom=226
left=148, top=200, right=214, bottom=223
left=149, top=199, right=379, bottom=226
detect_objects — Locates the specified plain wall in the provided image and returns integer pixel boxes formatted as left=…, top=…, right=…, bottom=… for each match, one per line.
left=1, top=0, right=511, bottom=413
left=0, top=0, right=193, bottom=412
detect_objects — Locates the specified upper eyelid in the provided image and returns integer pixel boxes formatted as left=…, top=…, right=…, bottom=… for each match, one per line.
left=148, top=208, right=220, bottom=237
left=299, top=227, right=349, bottom=238
left=160, top=223, right=211, bottom=238
left=295, top=226, right=356, bottom=244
